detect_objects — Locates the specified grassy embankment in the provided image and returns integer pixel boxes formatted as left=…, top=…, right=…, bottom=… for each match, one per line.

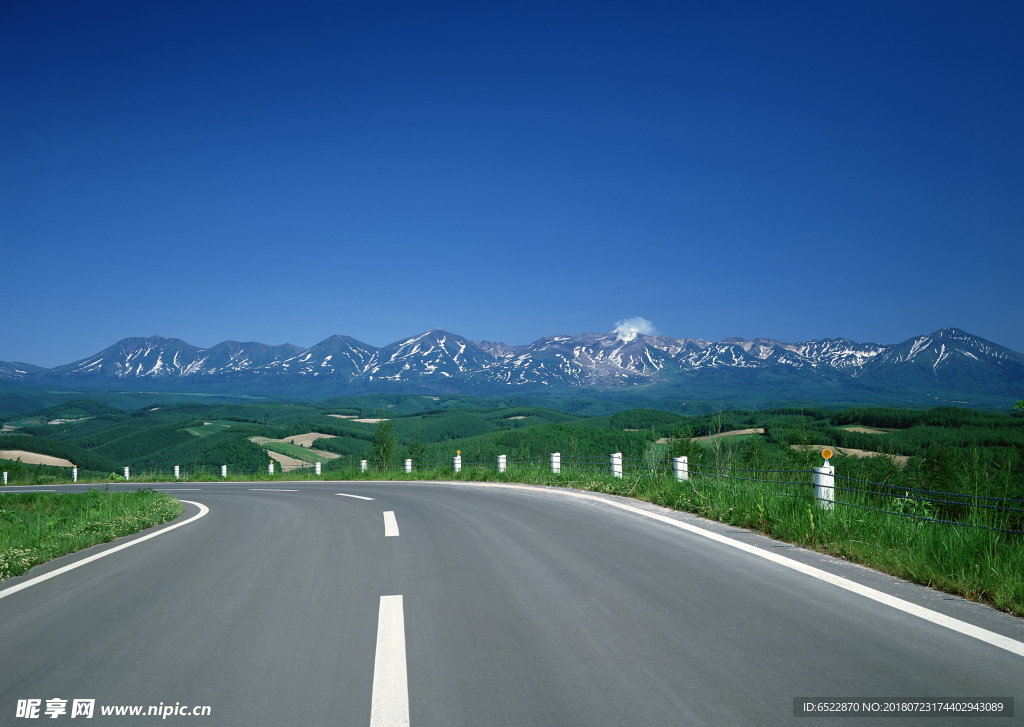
left=0, top=489, right=184, bottom=582
left=319, top=460, right=1024, bottom=617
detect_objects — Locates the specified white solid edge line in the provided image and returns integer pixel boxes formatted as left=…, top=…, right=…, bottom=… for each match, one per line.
left=249, top=488, right=299, bottom=492
left=336, top=493, right=375, bottom=500
left=0, top=500, right=209, bottom=602
left=449, top=481, right=1024, bottom=659
left=370, top=595, right=409, bottom=727
left=383, top=511, right=400, bottom=537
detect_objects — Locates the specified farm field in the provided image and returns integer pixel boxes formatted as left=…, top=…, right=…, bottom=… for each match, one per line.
left=0, top=394, right=1019, bottom=505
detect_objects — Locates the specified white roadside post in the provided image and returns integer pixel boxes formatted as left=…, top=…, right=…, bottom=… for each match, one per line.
left=404, top=459, right=412, bottom=474
left=454, top=453, right=462, bottom=473
left=673, top=456, right=689, bottom=481
left=360, top=459, right=368, bottom=473
left=174, top=465, right=180, bottom=480
left=221, top=465, right=227, bottom=478
left=315, top=461, right=322, bottom=476
left=611, top=452, right=623, bottom=478
left=813, top=448, right=835, bottom=510
left=268, top=462, right=274, bottom=476
left=550, top=452, right=561, bottom=474
left=498, top=454, right=506, bottom=473
left=2, top=471, right=6, bottom=485
left=72, top=466, right=77, bottom=483
left=124, top=467, right=130, bottom=481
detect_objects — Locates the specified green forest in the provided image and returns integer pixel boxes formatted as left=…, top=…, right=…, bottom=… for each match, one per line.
left=1, top=394, right=1022, bottom=507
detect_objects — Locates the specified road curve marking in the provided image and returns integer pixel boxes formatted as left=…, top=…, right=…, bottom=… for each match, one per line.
left=383, top=511, right=400, bottom=537
left=336, top=493, right=375, bottom=500
left=0, top=500, right=209, bottom=602
left=448, top=481, right=1024, bottom=659
left=370, top=595, right=409, bottom=727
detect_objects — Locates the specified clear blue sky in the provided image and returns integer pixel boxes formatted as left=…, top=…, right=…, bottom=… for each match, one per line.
left=2, top=1, right=1021, bottom=367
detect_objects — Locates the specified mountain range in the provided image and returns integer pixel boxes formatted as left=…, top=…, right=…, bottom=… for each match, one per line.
left=1, top=327, right=1021, bottom=407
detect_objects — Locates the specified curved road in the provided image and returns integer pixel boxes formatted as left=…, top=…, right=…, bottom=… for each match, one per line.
left=1, top=480, right=1021, bottom=725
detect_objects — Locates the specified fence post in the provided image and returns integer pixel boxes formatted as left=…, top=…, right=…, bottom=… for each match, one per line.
left=404, top=459, right=412, bottom=474
left=813, top=465, right=835, bottom=510
left=268, top=462, right=273, bottom=476
left=315, top=461, right=322, bottom=476
left=454, top=455, right=462, bottom=473
left=124, top=467, right=130, bottom=481
left=610, top=452, right=622, bottom=478
left=360, top=459, right=367, bottom=472
left=72, top=466, right=77, bottom=483
left=673, top=456, right=689, bottom=481
left=221, top=465, right=227, bottom=478
left=550, top=452, right=561, bottom=474
left=498, top=454, right=506, bottom=473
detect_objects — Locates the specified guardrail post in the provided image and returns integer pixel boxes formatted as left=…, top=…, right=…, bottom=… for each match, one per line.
left=813, top=465, right=835, bottom=510
left=72, top=466, right=77, bottom=483
left=124, top=467, right=130, bottom=481
left=315, top=461, right=322, bottom=476
left=221, top=465, right=227, bottom=478
left=454, top=455, right=462, bottom=473
left=498, top=454, right=506, bottom=473
left=360, top=459, right=367, bottom=472
left=550, top=452, right=561, bottom=474
left=610, top=452, right=622, bottom=478
left=268, top=462, right=273, bottom=476
left=673, top=456, right=689, bottom=481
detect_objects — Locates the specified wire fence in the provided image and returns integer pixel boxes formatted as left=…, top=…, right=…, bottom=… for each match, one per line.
left=3, top=453, right=1022, bottom=536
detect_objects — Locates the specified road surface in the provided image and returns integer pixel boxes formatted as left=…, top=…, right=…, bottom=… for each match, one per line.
left=1, top=480, right=1021, bottom=725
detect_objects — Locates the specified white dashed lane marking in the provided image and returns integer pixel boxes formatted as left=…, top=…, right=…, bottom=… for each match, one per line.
left=369, top=595, right=409, bottom=727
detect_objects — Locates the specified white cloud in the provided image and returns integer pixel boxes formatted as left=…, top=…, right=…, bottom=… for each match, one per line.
left=613, top=317, right=657, bottom=342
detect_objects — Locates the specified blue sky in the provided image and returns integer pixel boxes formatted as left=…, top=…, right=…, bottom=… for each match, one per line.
left=2, top=1, right=1021, bottom=367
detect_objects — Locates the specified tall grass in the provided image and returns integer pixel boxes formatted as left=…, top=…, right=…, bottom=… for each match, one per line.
left=312, top=458, right=1024, bottom=616
left=0, top=489, right=183, bottom=582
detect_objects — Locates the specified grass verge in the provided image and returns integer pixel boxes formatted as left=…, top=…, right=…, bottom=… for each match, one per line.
left=322, top=464, right=1024, bottom=617
left=0, top=489, right=184, bottom=582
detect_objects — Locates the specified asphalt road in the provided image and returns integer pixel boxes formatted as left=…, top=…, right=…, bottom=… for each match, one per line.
left=1, top=480, right=1022, bottom=726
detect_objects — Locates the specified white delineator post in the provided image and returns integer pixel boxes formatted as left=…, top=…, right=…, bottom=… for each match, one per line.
left=673, top=456, right=689, bottom=481
left=550, top=452, right=561, bottom=474
left=404, top=459, right=412, bottom=474
left=498, top=454, right=506, bottom=473
left=813, top=464, right=835, bottom=510
left=611, top=452, right=623, bottom=478
left=221, top=465, right=227, bottom=478
left=453, top=455, right=461, bottom=473
left=124, top=467, right=130, bottom=481
left=174, top=465, right=180, bottom=479
left=315, top=461, right=322, bottom=476
left=361, top=460, right=368, bottom=473
left=268, top=462, right=274, bottom=476
left=2, top=472, right=6, bottom=485
left=72, top=466, right=78, bottom=483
